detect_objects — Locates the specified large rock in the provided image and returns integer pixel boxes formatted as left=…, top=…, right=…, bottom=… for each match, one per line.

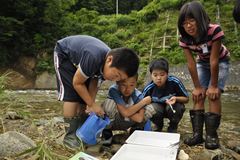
left=35, top=71, right=56, bottom=89
left=14, top=56, right=37, bottom=78
left=4, top=69, right=34, bottom=89
left=0, top=131, right=36, bottom=158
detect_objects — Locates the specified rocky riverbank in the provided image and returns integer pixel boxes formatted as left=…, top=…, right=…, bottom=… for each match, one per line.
left=0, top=90, right=239, bottom=160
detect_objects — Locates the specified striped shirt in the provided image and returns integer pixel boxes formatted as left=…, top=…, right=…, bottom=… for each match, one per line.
left=142, top=75, right=188, bottom=104
left=179, top=24, right=230, bottom=61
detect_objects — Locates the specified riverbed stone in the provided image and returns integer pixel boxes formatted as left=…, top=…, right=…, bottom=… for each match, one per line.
left=193, top=149, right=223, bottom=160
left=0, top=131, right=36, bottom=158
left=226, top=140, right=240, bottom=154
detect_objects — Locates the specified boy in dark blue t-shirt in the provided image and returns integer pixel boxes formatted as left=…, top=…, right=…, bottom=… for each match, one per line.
left=54, top=35, right=139, bottom=149
left=142, top=58, right=189, bottom=133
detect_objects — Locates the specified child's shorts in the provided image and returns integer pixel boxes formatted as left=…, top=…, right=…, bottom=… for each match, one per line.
left=197, top=60, right=230, bottom=91
left=54, top=51, right=90, bottom=102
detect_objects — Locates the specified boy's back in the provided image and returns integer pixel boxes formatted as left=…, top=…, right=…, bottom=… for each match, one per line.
left=55, top=35, right=110, bottom=77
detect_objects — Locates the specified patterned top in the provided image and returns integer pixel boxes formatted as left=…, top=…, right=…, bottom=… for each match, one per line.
left=179, top=24, right=230, bottom=62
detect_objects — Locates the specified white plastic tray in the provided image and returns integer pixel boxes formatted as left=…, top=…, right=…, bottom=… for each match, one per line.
left=126, top=130, right=180, bottom=148
left=110, top=144, right=177, bottom=160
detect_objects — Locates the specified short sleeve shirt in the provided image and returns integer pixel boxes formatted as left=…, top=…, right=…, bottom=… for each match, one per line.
left=108, top=84, right=142, bottom=106
left=142, top=75, right=189, bottom=104
left=179, top=24, right=230, bottom=61
left=55, top=35, right=110, bottom=79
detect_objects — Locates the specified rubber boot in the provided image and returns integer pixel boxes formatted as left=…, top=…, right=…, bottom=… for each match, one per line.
left=63, top=117, right=82, bottom=149
left=101, top=129, right=113, bottom=146
left=184, top=110, right=205, bottom=146
left=167, top=122, right=178, bottom=133
left=167, top=103, right=185, bottom=133
left=151, top=112, right=164, bottom=132
left=205, top=112, right=221, bottom=150
left=129, top=122, right=145, bottom=135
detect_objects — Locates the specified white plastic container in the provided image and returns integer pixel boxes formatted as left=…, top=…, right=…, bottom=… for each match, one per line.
left=110, top=130, right=180, bottom=160
left=126, top=130, right=180, bottom=148
left=110, top=144, right=177, bottom=160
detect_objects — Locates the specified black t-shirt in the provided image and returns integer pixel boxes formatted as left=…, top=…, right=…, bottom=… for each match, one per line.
left=55, top=35, right=110, bottom=78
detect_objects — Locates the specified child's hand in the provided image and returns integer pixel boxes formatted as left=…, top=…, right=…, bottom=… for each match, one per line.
left=87, top=103, right=105, bottom=117
left=165, top=96, right=176, bottom=105
left=206, top=86, right=220, bottom=100
left=192, top=87, right=205, bottom=102
left=143, top=96, right=152, bottom=105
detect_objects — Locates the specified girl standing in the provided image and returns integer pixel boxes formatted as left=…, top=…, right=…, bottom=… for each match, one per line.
left=178, top=1, right=230, bottom=150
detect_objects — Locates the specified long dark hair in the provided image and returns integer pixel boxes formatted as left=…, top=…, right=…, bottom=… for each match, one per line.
left=178, top=1, right=210, bottom=44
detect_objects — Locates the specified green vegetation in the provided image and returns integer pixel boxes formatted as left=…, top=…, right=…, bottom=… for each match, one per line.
left=0, top=72, right=10, bottom=97
left=16, top=140, right=70, bottom=160
left=0, top=0, right=239, bottom=84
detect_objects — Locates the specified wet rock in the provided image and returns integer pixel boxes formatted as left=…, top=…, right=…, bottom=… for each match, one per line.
left=0, top=131, right=36, bottom=158
left=52, top=116, right=64, bottom=124
left=34, top=119, right=49, bottom=126
left=221, top=145, right=240, bottom=160
left=193, top=149, right=223, bottom=160
left=226, top=140, right=240, bottom=154
left=5, top=111, right=23, bottom=120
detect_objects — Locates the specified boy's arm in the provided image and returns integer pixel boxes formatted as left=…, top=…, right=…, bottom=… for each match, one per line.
left=166, top=96, right=189, bottom=105
left=129, top=108, right=145, bottom=123
left=116, top=96, right=151, bottom=117
left=73, top=68, right=104, bottom=116
left=88, top=77, right=98, bottom=101
left=176, top=96, right=189, bottom=103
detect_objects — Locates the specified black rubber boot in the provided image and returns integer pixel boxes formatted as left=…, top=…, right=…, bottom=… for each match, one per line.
left=129, top=122, right=145, bottom=135
left=205, top=112, right=221, bottom=150
left=63, top=116, right=82, bottom=149
left=167, top=122, right=178, bottom=133
left=151, top=112, right=164, bottom=132
left=184, top=109, right=205, bottom=146
left=167, top=103, right=185, bottom=133
left=101, top=129, right=113, bottom=146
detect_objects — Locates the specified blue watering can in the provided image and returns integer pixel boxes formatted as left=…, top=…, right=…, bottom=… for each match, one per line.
left=76, top=112, right=110, bottom=145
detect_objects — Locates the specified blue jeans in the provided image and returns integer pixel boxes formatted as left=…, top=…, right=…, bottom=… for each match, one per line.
left=197, top=60, right=230, bottom=91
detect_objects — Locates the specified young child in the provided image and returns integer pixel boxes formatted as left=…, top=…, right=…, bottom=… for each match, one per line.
left=101, top=74, right=151, bottom=145
left=142, top=58, right=189, bottom=133
left=178, top=1, right=230, bottom=149
left=54, top=35, right=139, bottom=149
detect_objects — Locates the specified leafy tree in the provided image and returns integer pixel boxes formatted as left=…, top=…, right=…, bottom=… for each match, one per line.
left=0, top=0, right=75, bottom=66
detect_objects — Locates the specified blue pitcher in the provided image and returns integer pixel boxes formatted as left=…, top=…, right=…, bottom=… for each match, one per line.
left=76, top=112, right=110, bottom=145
